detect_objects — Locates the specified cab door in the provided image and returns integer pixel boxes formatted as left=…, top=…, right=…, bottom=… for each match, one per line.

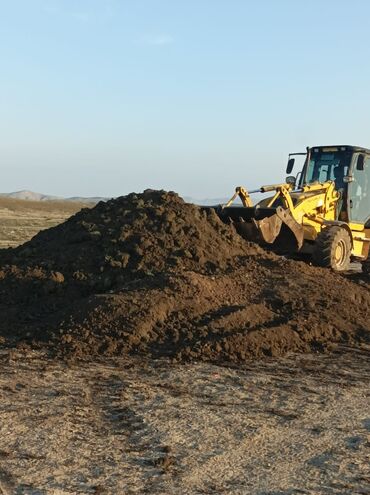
left=349, top=154, right=370, bottom=225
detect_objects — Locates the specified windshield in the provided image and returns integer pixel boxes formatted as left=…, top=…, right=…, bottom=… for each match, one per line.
left=302, top=148, right=352, bottom=189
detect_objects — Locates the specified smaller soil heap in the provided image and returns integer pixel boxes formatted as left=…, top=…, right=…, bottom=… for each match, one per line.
left=5, top=190, right=257, bottom=286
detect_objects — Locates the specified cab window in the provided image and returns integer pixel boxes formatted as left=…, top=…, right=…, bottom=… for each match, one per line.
left=305, top=149, right=350, bottom=187
left=349, top=154, right=370, bottom=223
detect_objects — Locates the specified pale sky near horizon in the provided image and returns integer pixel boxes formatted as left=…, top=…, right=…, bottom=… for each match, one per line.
left=1, top=0, right=370, bottom=198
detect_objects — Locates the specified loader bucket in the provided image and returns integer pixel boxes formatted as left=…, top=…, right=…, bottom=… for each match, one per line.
left=218, top=205, right=304, bottom=252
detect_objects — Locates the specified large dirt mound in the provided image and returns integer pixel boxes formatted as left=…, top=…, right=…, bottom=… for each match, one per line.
left=0, top=190, right=369, bottom=361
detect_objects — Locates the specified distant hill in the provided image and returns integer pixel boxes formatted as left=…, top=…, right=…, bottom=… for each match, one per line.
left=0, top=190, right=232, bottom=206
left=0, top=190, right=108, bottom=204
left=0, top=190, right=60, bottom=202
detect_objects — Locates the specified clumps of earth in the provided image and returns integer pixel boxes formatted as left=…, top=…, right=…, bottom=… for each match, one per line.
left=0, top=190, right=369, bottom=362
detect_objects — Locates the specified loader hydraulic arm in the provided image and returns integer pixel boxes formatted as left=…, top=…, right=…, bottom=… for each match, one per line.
left=225, top=186, right=253, bottom=208
left=266, top=185, right=295, bottom=212
left=224, top=183, right=295, bottom=210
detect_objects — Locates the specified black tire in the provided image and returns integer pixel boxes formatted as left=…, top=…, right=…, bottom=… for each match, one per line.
left=312, top=226, right=351, bottom=272
left=362, top=258, right=370, bottom=274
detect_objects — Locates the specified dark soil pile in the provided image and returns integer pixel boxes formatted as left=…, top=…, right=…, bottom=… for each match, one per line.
left=0, top=190, right=369, bottom=362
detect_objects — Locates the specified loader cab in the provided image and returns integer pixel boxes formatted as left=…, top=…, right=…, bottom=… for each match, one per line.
left=296, top=145, right=370, bottom=224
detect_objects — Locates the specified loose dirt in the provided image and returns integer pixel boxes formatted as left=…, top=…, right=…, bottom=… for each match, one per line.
left=0, top=190, right=369, bottom=362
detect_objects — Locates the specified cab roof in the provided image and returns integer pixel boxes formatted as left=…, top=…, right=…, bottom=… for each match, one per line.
left=311, top=145, right=370, bottom=154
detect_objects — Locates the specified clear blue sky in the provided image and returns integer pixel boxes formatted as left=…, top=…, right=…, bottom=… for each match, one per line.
left=1, top=0, right=370, bottom=198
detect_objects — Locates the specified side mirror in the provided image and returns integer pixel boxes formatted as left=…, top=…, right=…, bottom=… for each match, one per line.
left=286, top=175, right=296, bottom=186
left=286, top=158, right=295, bottom=174
left=357, top=154, right=365, bottom=171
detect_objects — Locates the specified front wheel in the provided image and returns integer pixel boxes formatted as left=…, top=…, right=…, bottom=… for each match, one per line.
left=312, top=226, right=351, bottom=272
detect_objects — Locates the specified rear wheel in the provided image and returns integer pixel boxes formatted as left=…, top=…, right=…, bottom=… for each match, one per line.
left=313, top=226, right=351, bottom=272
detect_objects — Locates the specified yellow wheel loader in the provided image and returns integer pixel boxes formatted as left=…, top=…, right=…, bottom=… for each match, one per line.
left=218, top=145, right=370, bottom=272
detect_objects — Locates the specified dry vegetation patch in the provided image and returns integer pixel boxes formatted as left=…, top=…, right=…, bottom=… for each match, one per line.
left=0, top=197, right=85, bottom=248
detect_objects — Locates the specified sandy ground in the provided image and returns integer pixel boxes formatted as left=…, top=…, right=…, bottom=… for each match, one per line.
left=0, top=346, right=368, bottom=495
left=0, top=199, right=369, bottom=494
left=0, top=198, right=84, bottom=248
